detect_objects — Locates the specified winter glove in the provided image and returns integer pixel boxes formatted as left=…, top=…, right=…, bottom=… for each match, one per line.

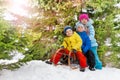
left=61, top=46, right=64, bottom=49
left=72, top=49, right=77, bottom=54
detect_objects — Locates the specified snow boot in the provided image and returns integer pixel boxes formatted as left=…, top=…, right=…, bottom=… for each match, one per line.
left=80, top=68, right=85, bottom=72
left=89, top=67, right=95, bottom=71
left=45, top=61, right=52, bottom=64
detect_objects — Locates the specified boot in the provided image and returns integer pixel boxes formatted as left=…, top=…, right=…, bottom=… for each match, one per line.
left=45, top=61, right=52, bottom=64
left=80, top=67, right=85, bottom=72
left=89, top=67, right=95, bottom=71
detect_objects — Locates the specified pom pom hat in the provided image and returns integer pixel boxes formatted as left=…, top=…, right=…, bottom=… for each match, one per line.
left=75, top=23, right=84, bottom=30
left=79, top=14, right=89, bottom=21
left=64, top=26, right=72, bottom=34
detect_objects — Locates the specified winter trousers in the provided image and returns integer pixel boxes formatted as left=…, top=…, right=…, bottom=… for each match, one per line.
left=90, top=46, right=102, bottom=69
left=50, top=49, right=87, bottom=68
left=84, top=50, right=95, bottom=68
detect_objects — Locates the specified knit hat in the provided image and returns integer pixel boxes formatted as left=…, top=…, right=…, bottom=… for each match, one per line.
left=79, top=14, right=89, bottom=21
left=64, top=26, right=72, bottom=34
left=75, top=23, right=84, bottom=30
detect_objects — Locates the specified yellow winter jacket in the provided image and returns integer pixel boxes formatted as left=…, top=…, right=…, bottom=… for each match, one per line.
left=61, top=32, right=82, bottom=51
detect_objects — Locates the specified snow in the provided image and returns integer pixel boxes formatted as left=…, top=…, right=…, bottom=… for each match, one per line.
left=114, top=14, right=120, bottom=22
left=105, top=51, right=112, bottom=56
left=114, top=2, right=120, bottom=8
left=104, top=38, right=112, bottom=46
left=0, top=60, right=120, bottom=80
left=0, top=50, right=25, bottom=65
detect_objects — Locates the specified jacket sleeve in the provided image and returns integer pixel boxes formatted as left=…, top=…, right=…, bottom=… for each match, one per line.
left=88, top=24, right=95, bottom=40
left=82, top=34, right=91, bottom=53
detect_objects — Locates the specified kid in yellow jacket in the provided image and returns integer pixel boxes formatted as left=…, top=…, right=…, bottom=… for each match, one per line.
left=46, top=26, right=87, bottom=72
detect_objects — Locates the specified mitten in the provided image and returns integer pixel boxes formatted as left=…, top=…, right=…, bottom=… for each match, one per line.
left=72, top=49, right=77, bottom=54
left=61, top=46, right=64, bottom=49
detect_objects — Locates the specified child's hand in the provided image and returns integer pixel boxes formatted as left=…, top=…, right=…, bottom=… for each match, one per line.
left=81, top=27, right=86, bottom=32
left=61, top=46, right=64, bottom=49
left=72, top=49, right=77, bottom=54
left=85, top=27, right=89, bottom=34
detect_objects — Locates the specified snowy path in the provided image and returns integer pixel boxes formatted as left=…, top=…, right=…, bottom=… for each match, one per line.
left=0, top=60, right=120, bottom=80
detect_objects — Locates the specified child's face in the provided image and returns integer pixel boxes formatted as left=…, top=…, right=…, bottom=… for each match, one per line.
left=81, top=19, right=88, bottom=25
left=77, top=26, right=84, bottom=32
left=66, top=29, right=73, bottom=37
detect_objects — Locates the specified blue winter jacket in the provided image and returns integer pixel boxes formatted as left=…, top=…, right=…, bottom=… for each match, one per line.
left=76, top=19, right=98, bottom=47
left=77, top=31, right=91, bottom=54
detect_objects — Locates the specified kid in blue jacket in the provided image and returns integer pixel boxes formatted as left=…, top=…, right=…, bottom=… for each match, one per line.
left=76, top=13, right=102, bottom=70
left=75, top=23, right=95, bottom=71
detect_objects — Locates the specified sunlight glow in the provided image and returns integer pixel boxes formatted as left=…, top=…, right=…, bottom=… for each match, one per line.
left=7, top=0, right=29, bottom=17
left=3, top=12, right=17, bottom=20
left=3, top=0, right=31, bottom=30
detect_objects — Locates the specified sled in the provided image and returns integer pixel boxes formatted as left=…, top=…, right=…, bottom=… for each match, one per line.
left=51, top=49, right=79, bottom=69
left=68, top=51, right=79, bottom=69
left=59, top=50, right=79, bottom=69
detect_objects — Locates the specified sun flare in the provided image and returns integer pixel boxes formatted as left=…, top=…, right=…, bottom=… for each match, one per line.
left=6, top=0, right=29, bottom=17
left=3, top=0, right=31, bottom=21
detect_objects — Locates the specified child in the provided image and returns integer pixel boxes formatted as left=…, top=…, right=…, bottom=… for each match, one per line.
left=76, top=13, right=102, bottom=69
left=46, top=26, right=87, bottom=72
left=75, top=23, right=95, bottom=71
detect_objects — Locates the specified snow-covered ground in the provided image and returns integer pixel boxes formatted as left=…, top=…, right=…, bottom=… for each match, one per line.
left=0, top=60, right=120, bottom=80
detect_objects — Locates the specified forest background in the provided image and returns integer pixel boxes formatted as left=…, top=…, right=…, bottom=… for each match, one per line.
left=0, top=0, right=120, bottom=70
